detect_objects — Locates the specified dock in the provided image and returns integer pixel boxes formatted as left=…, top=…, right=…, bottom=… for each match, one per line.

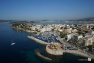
left=27, top=36, right=50, bottom=45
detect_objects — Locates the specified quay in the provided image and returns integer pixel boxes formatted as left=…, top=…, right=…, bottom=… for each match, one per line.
left=27, top=36, right=50, bottom=45
left=64, top=50, right=94, bottom=59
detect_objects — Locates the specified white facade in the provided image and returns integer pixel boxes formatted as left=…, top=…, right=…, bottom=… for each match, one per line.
left=67, top=34, right=76, bottom=41
left=92, top=31, right=94, bottom=34
left=78, top=35, right=83, bottom=40
left=41, top=27, right=51, bottom=32
left=85, top=36, right=94, bottom=46
left=72, top=29, right=78, bottom=33
left=30, top=27, right=36, bottom=31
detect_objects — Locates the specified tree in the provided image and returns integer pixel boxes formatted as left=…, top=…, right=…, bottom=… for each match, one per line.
left=77, top=28, right=84, bottom=35
left=60, top=32, right=66, bottom=38
left=87, top=45, right=93, bottom=52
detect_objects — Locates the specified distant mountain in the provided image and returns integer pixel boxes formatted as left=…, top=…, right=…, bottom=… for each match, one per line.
left=82, top=17, right=94, bottom=21
left=0, top=17, right=94, bottom=22
left=70, top=17, right=94, bottom=21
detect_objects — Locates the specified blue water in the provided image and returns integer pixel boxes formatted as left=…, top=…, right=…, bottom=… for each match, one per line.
left=0, top=23, right=94, bottom=63
left=0, top=23, right=43, bottom=63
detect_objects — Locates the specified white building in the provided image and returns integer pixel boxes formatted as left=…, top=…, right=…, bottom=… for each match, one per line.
left=67, top=33, right=77, bottom=41
left=72, top=29, right=78, bottom=33
left=78, top=35, right=83, bottom=40
left=64, top=28, right=72, bottom=34
left=85, top=37, right=94, bottom=46
left=30, top=27, right=36, bottom=31
left=91, top=31, right=94, bottom=34
left=41, top=27, right=51, bottom=32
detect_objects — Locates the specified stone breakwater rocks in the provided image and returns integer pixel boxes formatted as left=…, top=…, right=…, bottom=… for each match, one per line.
left=35, top=48, right=52, bottom=61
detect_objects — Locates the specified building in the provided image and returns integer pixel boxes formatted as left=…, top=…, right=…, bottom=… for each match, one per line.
left=67, top=33, right=77, bottom=41
left=41, top=27, right=51, bottom=32
left=85, top=36, right=94, bottom=46
left=64, top=28, right=72, bottom=34
left=78, top=35, right=83, bottom=40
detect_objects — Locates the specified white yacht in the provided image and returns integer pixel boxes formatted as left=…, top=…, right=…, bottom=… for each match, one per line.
left=11, top=39, right=16, bottom=45
left=11, top=42, right=15, bottom=45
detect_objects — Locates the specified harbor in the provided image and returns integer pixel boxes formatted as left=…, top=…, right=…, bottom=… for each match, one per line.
left=27, top=35, right=94, bottom=60
left=11, top=22, right=94, bottom=62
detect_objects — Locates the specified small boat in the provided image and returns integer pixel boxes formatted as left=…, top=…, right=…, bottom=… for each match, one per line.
left=11, top=42, right=15, bottom=45
left=11, top=39, right=16, bottom=45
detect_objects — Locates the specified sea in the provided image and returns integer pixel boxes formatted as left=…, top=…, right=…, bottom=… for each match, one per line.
left=0, top=21, right=94, bottom=63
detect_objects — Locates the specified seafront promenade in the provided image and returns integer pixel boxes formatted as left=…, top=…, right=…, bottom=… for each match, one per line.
left=27, top=35, right=94, bottom=59
left=64, top=50, right=94, bottom=59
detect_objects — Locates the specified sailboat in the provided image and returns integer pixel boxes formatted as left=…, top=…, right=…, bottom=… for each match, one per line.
left=11, top=42, right=15, bottom=45
left=11, top=39, right=16, bottom=45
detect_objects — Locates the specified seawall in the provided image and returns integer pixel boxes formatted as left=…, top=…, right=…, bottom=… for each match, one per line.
left=27, top=36, right=50, bottom=45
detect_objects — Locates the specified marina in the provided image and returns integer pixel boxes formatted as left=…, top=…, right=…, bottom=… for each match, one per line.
left=27, top=35, right=94, bottom=60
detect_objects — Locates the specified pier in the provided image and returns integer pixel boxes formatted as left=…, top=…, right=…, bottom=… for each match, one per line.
left=27, top=36, right=50, bottom=45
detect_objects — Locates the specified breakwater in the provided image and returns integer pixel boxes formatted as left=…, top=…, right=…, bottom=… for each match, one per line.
left=35, top=48, right=52, bottom=61
left=27, top=36, right=50, bottom=45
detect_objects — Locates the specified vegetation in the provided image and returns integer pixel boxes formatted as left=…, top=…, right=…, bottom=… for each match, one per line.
left=12, top=22, right=21, bottom=27
left=68, top=37, right=78, bottom=46
left=77, top=31, right=83, bottom=35
left=12, top=23, right=26, bottom=31
left=87, top=45, right=94, bottom=52
left=60, top=32, right=66, bottom=38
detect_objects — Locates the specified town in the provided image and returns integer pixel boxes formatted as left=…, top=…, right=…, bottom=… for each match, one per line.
left=12, top=22, right=94, bottom=54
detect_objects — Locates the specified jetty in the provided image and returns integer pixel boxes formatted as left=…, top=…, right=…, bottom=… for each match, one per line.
left=35, top=48, right=52, bottom=61
left=27, top=36, right=50, bottom=45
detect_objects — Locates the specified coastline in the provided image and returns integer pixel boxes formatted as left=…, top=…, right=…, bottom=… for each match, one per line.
left=11, top=23, right=94, bottom=60
left=12, top=27, right=38, bottom=34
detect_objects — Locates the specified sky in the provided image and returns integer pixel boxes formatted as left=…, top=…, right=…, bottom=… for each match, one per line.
left=0, top=0, right=94, bottom=20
